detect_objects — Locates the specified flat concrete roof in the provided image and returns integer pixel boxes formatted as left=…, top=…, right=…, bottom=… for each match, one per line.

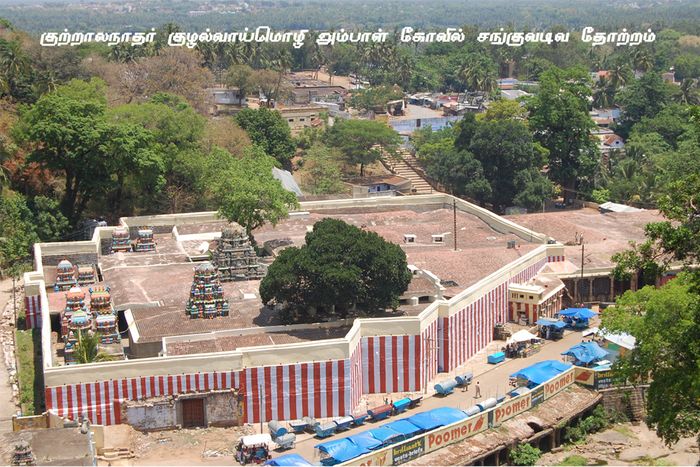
left=1, top=427, right=94, bottom=466
left=254, top=207, right=538, bottom=296
left=506, top=208, right=666, bottom=269
left=165, top=326, right=352, bottom=356
left=46, top=205, right=540, bottom=349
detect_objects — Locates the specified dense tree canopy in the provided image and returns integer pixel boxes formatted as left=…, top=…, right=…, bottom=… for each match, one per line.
left=234, top=108, right=296, bottom=167
left=324, top=119, right=401, bottom=176
left=526, top=67, right=598, bottom=197
left=211, top=146, right=298, bottom=238
left=260, top=218, right=411, bottom=322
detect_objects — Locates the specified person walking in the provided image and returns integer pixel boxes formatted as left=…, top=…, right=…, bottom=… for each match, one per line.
left=475, top=381, right=481, bottom=398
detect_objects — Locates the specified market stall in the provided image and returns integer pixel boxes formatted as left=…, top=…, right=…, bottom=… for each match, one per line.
left=504, top=330, right=542, bottom=358
left=558, top=307, right=598, bottom=329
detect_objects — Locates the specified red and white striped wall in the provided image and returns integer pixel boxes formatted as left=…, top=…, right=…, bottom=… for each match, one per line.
left=349, top=341, right=363, bottom=410
left=548, top=255, right=566, bottom=262
left=361, top=335, right=420, bottom=394
left=439, top=257, right=548, bottom=373
left=421, top=319, right=438, bottom=386
left=46, top=360, right=353, bottom=426
left=24, top=295, right=42, bottom=330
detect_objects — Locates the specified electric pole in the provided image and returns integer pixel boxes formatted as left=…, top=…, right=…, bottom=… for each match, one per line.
left=453, top=199, right=457, bottom=252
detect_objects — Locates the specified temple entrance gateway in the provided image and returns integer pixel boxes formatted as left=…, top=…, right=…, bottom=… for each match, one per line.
left=181, top=398, right=205, bottom=428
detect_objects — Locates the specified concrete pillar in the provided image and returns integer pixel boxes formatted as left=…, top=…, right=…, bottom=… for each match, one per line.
left=588, top=278, right=593, bottom=303
left=609, top=276, right=615, bottom=301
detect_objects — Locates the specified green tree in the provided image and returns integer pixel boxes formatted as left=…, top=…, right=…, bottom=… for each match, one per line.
left=29, top=196, right=69, bottom=242
left=526, top=67, right=597, bottom=197
left=477, top=99, right=528, bottom=122
left=605, top=164, right=700, bottom=446
left=324, top=119, right=401, bottom=176
left=348, top=85, right=404, bottom=113
left=260, top=218, right=411, bottom=321
left=73, top=331, right=114, bottom=364
left=509, top=443, right=541, bottom=466
left=616, top=73, right=673, bottom=137
left=0, top=191, right=38, bottom=274
left=212, top=146, right=299, bottom=238
left=234, top=108, right=295, bottom=167
left=602, top=275, right=700, bottom=446
left=467, top=119, right=551, bottom=212
left=224, top=64, right=255, bottom=105
left=14, top=78, right=111, bottom=222
left=303, top=143, right=344, bottom=195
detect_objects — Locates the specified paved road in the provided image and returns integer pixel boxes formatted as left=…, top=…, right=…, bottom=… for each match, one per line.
left=280, top=325, right=592, bottom=463
left=0, top=278, right=18, bottom=433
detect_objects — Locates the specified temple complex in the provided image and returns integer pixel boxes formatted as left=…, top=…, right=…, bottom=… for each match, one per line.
left=134, top=227, right=156, bottom=252
left=54, top=259, right=76, bottom=291
left=211, top=223, right=266, bottom=281
left=185, top=262, right=230, bottom=318
left=110, top=228, right=131, bottom=253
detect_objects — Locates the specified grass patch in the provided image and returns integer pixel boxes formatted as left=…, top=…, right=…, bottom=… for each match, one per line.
left=15, top=328, right=44, bottom=415
left=561, top=455, right=588, bottom=466
left=613, top=424, right=636, bottom=439
left=635, top=456, right=675, bottom=466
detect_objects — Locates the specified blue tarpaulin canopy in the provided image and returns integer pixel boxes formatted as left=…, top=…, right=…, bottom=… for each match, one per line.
left=559, top=308, right=598, bottom=320
left=366, top=426, right=403, bottom=444
left=265, top=454, right=313, bottom=466
left=562, top=342, right=608, bottom=364
left=381, top=420, right=423, bottom=438
left=535, top=318, right=567, bottom=329
left=406, top=407, right=467, bottom=431
left=347, top=432, right=382, bottom=451
left=510, top=360, right=572, bottom=385
left=315, top=438, right=366, bottom=463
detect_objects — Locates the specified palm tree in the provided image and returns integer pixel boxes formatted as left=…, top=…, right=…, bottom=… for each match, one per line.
left=593, top=77, right=615, bottom=108
left=631, top=47, right=653, bottom=73
left=0, top=39, right=30, bottom=82
left=674, top=78, right=700, bottom=105
left=457, top=56, right=497, bottom=93
left=73, top=331, right=114, bottom=364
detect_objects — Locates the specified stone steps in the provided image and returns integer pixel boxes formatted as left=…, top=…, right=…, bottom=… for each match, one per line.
left=382, top=150, right=434, bottom=195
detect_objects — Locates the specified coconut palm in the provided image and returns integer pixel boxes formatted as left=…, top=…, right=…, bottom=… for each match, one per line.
left=674, top=78, right=700, bottom=105
left=73, top=331, right=114, bottom=364
left=0, top=39, right=30, bottom=82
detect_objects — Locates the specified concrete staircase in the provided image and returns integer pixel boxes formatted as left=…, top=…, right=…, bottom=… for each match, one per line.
left=382, top=149, right=434, bottom=195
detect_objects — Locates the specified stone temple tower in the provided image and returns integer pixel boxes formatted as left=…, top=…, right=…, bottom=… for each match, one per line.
left=211, top=223, right=266, bottom=282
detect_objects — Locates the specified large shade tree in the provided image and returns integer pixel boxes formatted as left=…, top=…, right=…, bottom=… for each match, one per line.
left=260, top=218, right=411, bottom=322
left=324, top=119, right=401, bottom=176
left=526, top=67, right=598, bottom=198
left=211, top=146, right=298, bottom=238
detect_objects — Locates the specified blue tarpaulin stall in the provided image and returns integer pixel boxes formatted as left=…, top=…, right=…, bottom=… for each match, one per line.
left=562, top=342, right=608, bottom=364
left=535, top=318, right=567, bottom=329
left=265, top=453, right=313, bottom=466
left=315, top=438, right=366, bottom=464
left=559, top=308, right=598, bottom=320
left=510, top=360, right=572, bottom=387
left=381, top=420, right=422, bottom=439
left=347, top=432, right=382, bottom=451
left=365, top=426, right=403, bottom=445
left=406, top=407, right=467, bottom=431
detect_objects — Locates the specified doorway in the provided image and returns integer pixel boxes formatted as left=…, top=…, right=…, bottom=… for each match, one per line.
left=181, top=398, right=205, bottom=428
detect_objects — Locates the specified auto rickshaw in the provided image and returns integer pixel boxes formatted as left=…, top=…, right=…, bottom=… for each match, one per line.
left=235, top=434, right=272, bottom=465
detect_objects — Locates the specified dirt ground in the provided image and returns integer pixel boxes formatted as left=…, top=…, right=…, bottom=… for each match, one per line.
left=102, top=424, right=259, bottom=466
left=539, top=422, right=699, bottom=466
